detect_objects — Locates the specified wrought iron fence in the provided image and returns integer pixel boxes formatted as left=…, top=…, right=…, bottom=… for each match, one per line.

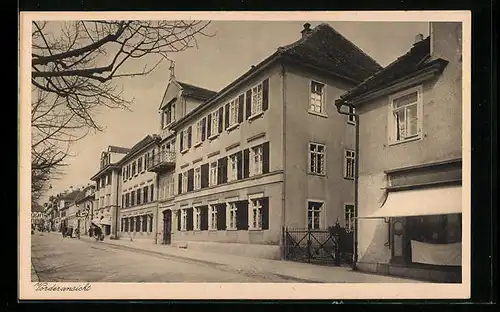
left=283, top=226, right=354, bottom=266
left=148, top=150, right=175, bottom=169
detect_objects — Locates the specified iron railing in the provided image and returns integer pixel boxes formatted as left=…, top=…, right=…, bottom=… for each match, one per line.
left=283, top=227, right=354, bottom=266
left=148, top=150, right=176, bottom=171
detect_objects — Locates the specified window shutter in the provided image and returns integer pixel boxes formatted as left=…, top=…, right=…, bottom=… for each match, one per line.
left=201, top=206, right=209, bottom=230
left=187, top=126, right=192, bottom=148
left=221, top=157, right=228, bottom=184
left=262, top=78, right=269, bottom=111
left=216, top=204, right=226, bottom=230
left=187, top=208, right=194, bottom=231
left=201, top=163, right=209, bottom=188
left=236, top=201, right=249, bottom=230
left=177, top=210, right=181, bottom=231
left=218, top=107, right=224, bottom=133
left=225, top=103, right=230, bottom=129
left=217, top=158, right=223, bottom=185
left=201, top=117, right=206, bottom=141
left=246, top=89, right=252, bottom=119
left=179, top=130, right=184, bottom=151
left=261, top=197, right=269, bottom=230
left=238, top=94, right=244, bottom=122
left=207, top=114, right=212, bottom=137
left=243, top=149, right=250, bottom=178
left=236, top=151, right=243, bottom=180
left=178, top=173, right=182, bottom=194
left=187, top=169, right=194, bottom=192
left=262, top=141, right=270, bottom=174
left=150, top=184, right=154, bottom=201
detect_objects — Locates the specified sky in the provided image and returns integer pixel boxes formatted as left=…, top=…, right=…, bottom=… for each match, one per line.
left=41, top=20, right=429, bottom=201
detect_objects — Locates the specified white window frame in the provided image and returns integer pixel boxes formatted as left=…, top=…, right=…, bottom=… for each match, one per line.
left=194, top=167, right=201, bottom=190
left=228, top=98, right=239, bottom=129
left=210, top=109, right=219, bottom=138
left=344, top=203, right=355, bottom=233
left=309, top=142, right=326, bottom=175
left=168, top=175, right=175, bottom=198
left=181, top=208, right=188, bottom=231
left=209, top=204, right=218, bottom=230
left=209, top=161, right=218, bottom=187
left=194, top=119, right=203, bottom=146
left=228, top=154, right=238, bottom=182
left=226, top=202, right=238, bottom=230
left=344, top=149, right=356, bottom=180
left=182, top=130, right=189, bottom=152
left=250, top=145, right=263, bottom=177
left=194, top=207, right=201, bottom=230
left=388, top=85, right=423, bottom=145
left=248, top=194, right=264, bottom=230
left=250, top=82, right=263, bottom=117
left=347, top=106, right=356, bottom=124
left=182, top=172, right=188, bottom=193
left=309, top=80, right=326, bottom=115
left=307, top=200, right=324, bottom=230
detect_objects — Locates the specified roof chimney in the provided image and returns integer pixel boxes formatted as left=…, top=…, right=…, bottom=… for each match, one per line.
left=301, top=23, right=312, bottom=38
left=414, top=33, right=424, bottom=44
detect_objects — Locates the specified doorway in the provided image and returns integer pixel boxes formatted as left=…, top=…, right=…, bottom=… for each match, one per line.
left=163, top=209, right=172, bottom=245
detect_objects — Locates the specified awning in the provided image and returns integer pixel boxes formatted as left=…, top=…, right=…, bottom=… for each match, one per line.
left=100, top=217, right=112, bottom=226
left=359, top=185, right=462, bottom=219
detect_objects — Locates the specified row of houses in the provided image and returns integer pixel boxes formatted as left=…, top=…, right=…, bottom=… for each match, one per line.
left=42, top=21, right=464, bottom=283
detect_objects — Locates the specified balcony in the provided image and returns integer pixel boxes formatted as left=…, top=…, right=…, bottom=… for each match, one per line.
left=148, top=150, right=176, bottom=172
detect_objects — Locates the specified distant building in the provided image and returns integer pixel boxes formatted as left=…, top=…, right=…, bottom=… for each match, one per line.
left=31, top=202, right=45, bottom=229
left=90, top=145, right=130, bottom=238
left=152, top=23, right=381, bottom=259
left=74, top=184, right=96, bottom=235
left=335, top=22, right=463, bottom=282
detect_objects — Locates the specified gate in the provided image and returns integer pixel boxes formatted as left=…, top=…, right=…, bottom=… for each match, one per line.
left=283, top=226, right=354, bottom=266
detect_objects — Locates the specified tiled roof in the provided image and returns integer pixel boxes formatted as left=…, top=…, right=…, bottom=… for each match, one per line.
left=120, top=134, right=160, bottom=163
left=108, top=145, right=130, bottom=154
left=279, top=23, right=383, bottom=83
left=340, top=36, right=432, bottom=101
left=178, top=81, right=218, bottom=101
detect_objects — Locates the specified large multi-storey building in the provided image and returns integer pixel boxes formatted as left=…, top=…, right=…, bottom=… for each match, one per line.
left=90, top=145, right=130, bottom=238
left=74, top=184, right=96, bottom=235
left=118, top=135, right=160, bottom=243
left=151, top=23, right=382, bottom=258
left=335, top=22, right=463, bottom=282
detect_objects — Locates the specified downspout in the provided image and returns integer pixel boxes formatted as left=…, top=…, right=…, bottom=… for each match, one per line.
left=335, top=99, right=359, bottom=270
left=280, top=63, right=287, bottom=259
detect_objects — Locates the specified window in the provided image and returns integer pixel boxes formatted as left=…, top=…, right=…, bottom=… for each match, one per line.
left=122, top=168, right=126, bottom=181
left=194, top=167, right=201, bottom=190
left=194, top=207, right=201, bottom=230
left=150, top=184, right=154, bottom=201
left=137, top=189, right=141, bottom=205
left=209, top=162, right=218, bottom=187
left=348, top=106, right=356, bottom=124
left=145, top=152, right=150, bottom=169
left=407, top=214, right=462, bottom=245
left=182, top=130, right=189, bottom=151
left=228, top=154, right=238, bottom=182
left=132, top=161, right=136, bottom=176
left=131, top=191, right=136, bottom=206
left=344, top=150, right=356, bottom=179
left=209, top=205, right=217, bottom=230
left=228, top=202, right=237, bottom=230
left=309, top=143, right=325, bottom=175
left=310, top=81, right=325, bottom=114
left=142, top=215, right=147, bottom=232
left=125, top=193, right=130, bottom=208
left=181, top=209, right=188, bottom=231
left=195, top=119, right=203, bottom=145
left=182, top=172, right=188, bottom=193
left=251, top=84, right=263, bottom=116
left=138, top=157, right=143, bottom=172
left=250, top=145, right=263, bottom=176
left=344, top=204, right=355, bottom=232
left=307, top=201, right=323, bottom=230
left=210, top=110, right=219, bottom=138
left=389, top=86, right=422, bottom=143
left=228, top=99, right=239, bottom=127
left=250, top=199, right=263, bottom=230
left=143, top=186, right=149, bottom=203
left=106, top=194, right=110, bottom=207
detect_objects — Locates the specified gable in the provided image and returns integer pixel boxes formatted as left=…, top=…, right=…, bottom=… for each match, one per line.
left=159, top=80, right=182, bottom=110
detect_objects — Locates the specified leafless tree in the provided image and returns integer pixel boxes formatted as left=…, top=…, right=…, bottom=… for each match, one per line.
left=31, top=20, right=212, bottom=199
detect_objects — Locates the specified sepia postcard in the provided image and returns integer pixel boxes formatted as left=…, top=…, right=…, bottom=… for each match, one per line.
left=19, top=10, right=471, bottom=300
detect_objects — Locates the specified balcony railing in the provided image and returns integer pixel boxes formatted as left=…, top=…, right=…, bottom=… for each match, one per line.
left=148, top=150, right=176, bottom=172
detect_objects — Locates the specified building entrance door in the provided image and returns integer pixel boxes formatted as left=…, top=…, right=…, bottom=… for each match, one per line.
left=163, top=209, right=172, bottom=245
left=390, top=217, right=411, bottom=264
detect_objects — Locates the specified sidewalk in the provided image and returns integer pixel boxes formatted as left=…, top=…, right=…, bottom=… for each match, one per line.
left=58, top=233, right=424, bottom=283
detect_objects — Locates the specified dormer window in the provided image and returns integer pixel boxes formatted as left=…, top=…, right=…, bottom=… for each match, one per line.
left=162, top=102, right=176, bottom=129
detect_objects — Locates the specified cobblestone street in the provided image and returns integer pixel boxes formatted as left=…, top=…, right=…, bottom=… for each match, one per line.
left=31, top=232, right=424, bottom=283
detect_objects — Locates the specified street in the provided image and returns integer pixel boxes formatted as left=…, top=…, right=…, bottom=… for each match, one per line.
left=31, top=233, right=300, bottom=282
left=31, top=232, right=424, bottom=283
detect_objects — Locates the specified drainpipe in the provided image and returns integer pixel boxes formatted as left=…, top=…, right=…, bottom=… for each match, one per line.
left=280, top=63, right=287, bottom=259
left=335, top=99, right=359, bottom=270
